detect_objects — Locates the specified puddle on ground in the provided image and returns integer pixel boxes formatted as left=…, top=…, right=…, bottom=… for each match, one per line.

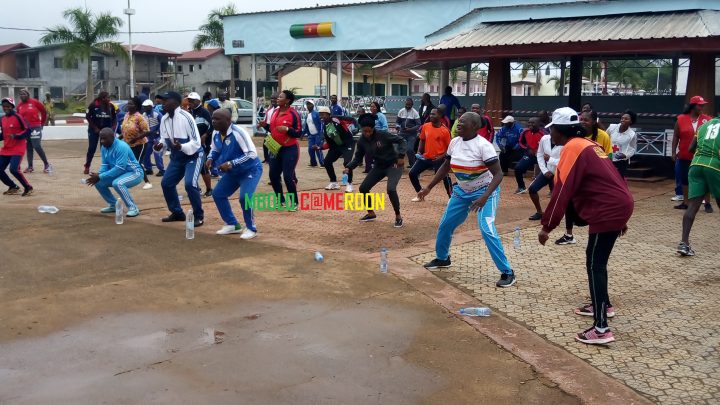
left=0, top=301, right=440, bottom=405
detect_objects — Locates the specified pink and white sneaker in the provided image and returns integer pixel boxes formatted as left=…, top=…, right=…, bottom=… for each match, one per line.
left=575, top=327, right=615, bottom=345
left=574, top=304, right=615, bottom=318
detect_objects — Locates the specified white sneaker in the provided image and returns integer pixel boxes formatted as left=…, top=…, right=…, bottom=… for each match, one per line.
left=411, top=196, right=424, bottom=202
left=216, top=224, right=243, bottom=235
left=142, top=182, right=153, bottom=190
left=325, top=182, right=339, bottom=190
left=345, top=184, right=354, bottom=193
left=671, top=195, right=683, bottom=201
left=240, top=229, right=257, bottom=239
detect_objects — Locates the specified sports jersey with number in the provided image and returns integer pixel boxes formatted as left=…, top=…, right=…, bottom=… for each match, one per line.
left=692, top=118, right=720, bottom=171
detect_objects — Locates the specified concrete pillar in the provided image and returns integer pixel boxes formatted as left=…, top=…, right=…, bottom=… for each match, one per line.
left=336, top=51, right=342, bottom=100
left=251, top=54, right=257, bottom=129
left=386, top=74, right=391, bottom=97
left=327, top=62, right=332, bottom=100
left=439, top=68, right=449, bottom=96
left=685, top=53, right=715, bottom=115
left=465, top=63, right=471, bottom=96
left=568, top=56, right=584, bottom=111
left=485, top=58, right=511, bottom=125
left=558, top=59, right=566, bottom=96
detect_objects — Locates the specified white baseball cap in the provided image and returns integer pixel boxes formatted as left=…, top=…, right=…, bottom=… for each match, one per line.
left=142, top=99, right=154, bottom=107
left=501, top=115, right=515, bottom=123
left=317, top=106, right=331, bottom=114
left=186, top=92, right=202, bottom=101
left=545, top=107, right=580, bottom=128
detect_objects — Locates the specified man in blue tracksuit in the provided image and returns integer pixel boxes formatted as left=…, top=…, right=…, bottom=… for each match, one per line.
left=303, top=100, right=324, bottom=167
left=154, top=91, right=204, bottom=226
left=207, top=109, right=263, bottom=240
left=86, top=128, right=144, bottom=216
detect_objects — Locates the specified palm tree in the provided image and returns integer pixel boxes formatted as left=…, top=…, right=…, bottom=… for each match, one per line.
left=40, top=8, right=127, bottom=101
left=519, top=62, right=543, bottom=96
left=546, top=75, right=569, bottom=95
left=193, top=3, right=238, bottom=97
left=606, top=62, right=645, bottom=94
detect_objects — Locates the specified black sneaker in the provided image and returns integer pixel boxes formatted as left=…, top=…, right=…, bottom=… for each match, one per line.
left=203, top=189, right=213, bottom=198
left=394, top=218, right=403, bottom=228
left=496, top=273, right=516, bottom=288
left=705, top=203, right=714, bottom=213
left=162, top=212, right=186, bottom=222
left=359, top=214, right=377, bottom=222
left=155, top=170, right=165, bottom=177
left=194, top=218, right=204, bottom=227
left=555, top=234, right=577, bottom=245
left=424, top=257, right=452, bottom=269
left=21, top=187, right=34, bottom=197
left=674, top=203, right=688, bottom=210
left=677, top=242, right=695, bottom=257
left=3, top=186, right=20, bottom=195
left=528, top=212, right=542, bottom=220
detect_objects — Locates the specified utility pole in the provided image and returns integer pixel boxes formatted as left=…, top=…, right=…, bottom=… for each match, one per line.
left=124, top=0, right=135, bottom=97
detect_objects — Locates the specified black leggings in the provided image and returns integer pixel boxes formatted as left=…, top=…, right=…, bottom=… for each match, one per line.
left=359, top=164, right=402, bottom=215
left=324, top=145, right=354, bottom=183
left=269, top=144, right=299, bottom=204
left=26, top=127, right=48, bottom=168
left=613, top=160, right=629, bottom=178
left=86, top=131, right=100, bottom=167
left=586, top=231, right=619, bottom=329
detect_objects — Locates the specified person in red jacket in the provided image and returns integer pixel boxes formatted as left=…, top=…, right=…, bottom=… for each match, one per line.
left=0, top=98, right=33, bottom=196
left=514, top=117, right=544, bottom=194
left=538, top=107, right=634, bottom=345
left=16, top=88, right=50, bottom=173
left=672, top=96, right=713, bottom=210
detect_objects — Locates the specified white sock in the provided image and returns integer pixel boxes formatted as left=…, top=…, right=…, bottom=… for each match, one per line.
left=595, top=326, right=608, bottom=333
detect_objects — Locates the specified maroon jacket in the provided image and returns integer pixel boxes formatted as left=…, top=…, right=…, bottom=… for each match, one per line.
left=542, top=137, right=634, bottom=234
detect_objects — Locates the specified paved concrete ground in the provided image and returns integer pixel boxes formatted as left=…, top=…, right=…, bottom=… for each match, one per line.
left=2, top=138, right=711, bottom=404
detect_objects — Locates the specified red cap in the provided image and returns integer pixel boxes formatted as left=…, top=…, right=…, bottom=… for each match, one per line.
left=689, top=95, right=708, bottom=105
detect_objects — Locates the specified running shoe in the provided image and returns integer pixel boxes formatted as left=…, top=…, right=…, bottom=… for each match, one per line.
left=23, top=167, right=34, bottom=173
left=100, top=206, right=115, bottom=213
left=240, top=229, right=257, bottom=240
left=496, top=273, right=516, bottom=288
left=345, top=184, right=354, bottom=193
left=325, top=182, right=340, bottom=190
left=411, top=196, right=424, bottom=202
left=705, top=203, right=714, bottom=213
left=359, top=214, right=377, bottom=222
left=142, top=182, right=153, bottom=190
left=674, top=203, right=688, bottom=210
left=193, top=218, right=204, bottom=227
left=155, top=170, right=165, bottom=177
left=217, top=224, right=243, bottom=235
left=21, top=188, right=34, bottom=197
left=555, top=234, right=577, bottom=245
left=514, top=187, right=527, bottom=194
left=528, top=212, right=543, bottom=220
left=204, top=189, right=213, bottom=198
left=3, top=186, right=20, bottom=195
left=162, top=212, right=186, bottom=222
left=423, top=257, right=451, bottom=269
left=126, top=208, right=140, bottom=217
left=43, top=164, right=52, bottom=173
left=394, top=218, right=403, bottom=228
left=574, top=304, right=615, bottom=318
left=670, top=195, right=683, bottom=201
left=676, top=242, right=695, bottom=257
left=575, top=327, right=615, bottom=345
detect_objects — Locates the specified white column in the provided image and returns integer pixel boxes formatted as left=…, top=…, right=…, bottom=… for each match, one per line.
left=351, top=63, right=355, bottom=98
left=386, top=74, right=391, bottom=97
left=336, top=51, right=342, bottom=100
left=251, top=54, right=257, bottom=129
left=439, top=69, right=449, bottom=95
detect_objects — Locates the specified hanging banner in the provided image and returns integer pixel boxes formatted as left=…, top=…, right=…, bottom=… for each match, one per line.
left=290, top=22, right=335, bottom=38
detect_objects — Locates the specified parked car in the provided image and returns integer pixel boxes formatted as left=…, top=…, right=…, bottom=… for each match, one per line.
left=230, top=98, right=253, bottom=124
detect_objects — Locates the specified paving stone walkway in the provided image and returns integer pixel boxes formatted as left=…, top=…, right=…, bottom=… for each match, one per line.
left=411, top=195, right=720, bottom=405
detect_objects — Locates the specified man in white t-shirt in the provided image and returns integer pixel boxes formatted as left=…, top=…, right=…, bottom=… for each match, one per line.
left=528, top=134, right=562, bottom=220
left=417, top=112, right=516, bottom=288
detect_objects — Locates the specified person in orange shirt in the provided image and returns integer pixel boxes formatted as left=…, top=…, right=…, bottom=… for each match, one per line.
left=409, top=108, right=452, bottom=201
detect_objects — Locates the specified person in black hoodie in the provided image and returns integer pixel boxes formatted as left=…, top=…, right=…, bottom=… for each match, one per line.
left=344, top=113, right=407, bottom=228
left=316, top=106, right=355, bottom=193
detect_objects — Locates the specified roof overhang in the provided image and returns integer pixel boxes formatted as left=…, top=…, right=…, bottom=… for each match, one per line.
left=375, top=10, right=720, bottom=75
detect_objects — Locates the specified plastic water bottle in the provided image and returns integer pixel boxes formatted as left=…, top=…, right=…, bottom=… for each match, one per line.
left=380, top=247, right=388, bottom=273
left=459, top=307, right=491, bottom=317
left=80, top=178, right=88, bottom=184
left=37, top=205, right=59, bottom=214
left=341, top=173, right=348, bottom=185
left=314, top=251, right=324, bottom=262
left=513, top=227, right=521, bottom=249
left=115, top=199, right=124, bottom=225
left=186, top=209, right=195, bottom=240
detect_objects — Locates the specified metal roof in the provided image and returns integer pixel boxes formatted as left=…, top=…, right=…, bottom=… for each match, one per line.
left=176, top=48, right=224, bottom=61
left=423, top=10, right=720, bottom=51
left=225, top=0, right=402, bottom=16
left=124, top=44, right=180, bottom=57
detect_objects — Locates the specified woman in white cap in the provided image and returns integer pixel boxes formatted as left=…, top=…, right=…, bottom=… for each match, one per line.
left=539, top=107, right=634, bottom=345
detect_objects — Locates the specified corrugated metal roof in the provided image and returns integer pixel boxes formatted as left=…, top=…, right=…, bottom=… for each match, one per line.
left=423, top=10, right=720, bottom=51
left=177, top=48, right=224, bottom=61
left=124, top=44, right=180, bottom=57
left=226, top=0, right=402, bottom=16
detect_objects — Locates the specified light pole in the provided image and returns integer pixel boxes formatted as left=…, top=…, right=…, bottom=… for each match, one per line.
left=124, top=1, right=135, bottom=98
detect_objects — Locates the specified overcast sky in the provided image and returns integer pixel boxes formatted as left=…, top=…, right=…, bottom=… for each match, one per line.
left=1, top=0, right=382, bottom=52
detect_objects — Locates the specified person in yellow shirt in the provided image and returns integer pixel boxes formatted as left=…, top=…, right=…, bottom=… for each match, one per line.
left=43, top=93, right=55, bottom=126
left=581, top=110, right=613, bottom=158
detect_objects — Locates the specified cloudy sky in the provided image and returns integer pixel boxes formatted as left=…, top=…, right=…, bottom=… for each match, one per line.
left=1, top=0, right=382, bottom=52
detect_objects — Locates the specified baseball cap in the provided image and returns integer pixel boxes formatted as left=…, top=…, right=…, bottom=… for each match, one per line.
left=158, top=91, right=182, bottom=103
left=317, top=106, right=331, bottom=114
left=501, top=115, right=515, bottom=124
left=187, top=92, right=202, bottom=101
left=207, top=99, right=221, bottom=109
left=305, top=99, right=315, bottom=106
left=545, top=107, right=580, bottom=128
left=142, top=99, right=154, bottom=107
left=1, top=97, right=15, bottom=107
left=689, top=95, right=708, bottom=105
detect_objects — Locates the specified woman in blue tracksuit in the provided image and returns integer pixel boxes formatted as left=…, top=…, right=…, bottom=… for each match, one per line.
left=207, top=108, right=263, bottom=240
left=85, top=128, right=144, bottom=216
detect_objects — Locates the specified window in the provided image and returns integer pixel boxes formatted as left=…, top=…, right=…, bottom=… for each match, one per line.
left=391, top=84, right=408, bottom=96
left=413, top=85, right=420, bottom=93
left=49, top=87, right=63, bottom=99
left=115, top=60, right=119, bottom=67
left=198, top=64, right=202, bottom=70
left=189, top=65, right=195, bottom=72
left=53, top=57, right=78, bottom=69
left=177, top=65, right=183, bottom=73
